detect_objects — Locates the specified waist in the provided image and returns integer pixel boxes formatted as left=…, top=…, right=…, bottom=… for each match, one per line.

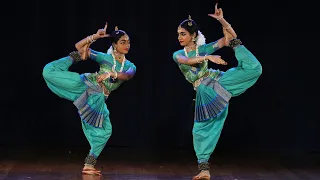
left=192, top=71, right=224, bottom=90
left=192, top=72, right=210, bottom=89
left=98, top=82, right=110, bottom=97
left=81, top=74, right=110, bottom=97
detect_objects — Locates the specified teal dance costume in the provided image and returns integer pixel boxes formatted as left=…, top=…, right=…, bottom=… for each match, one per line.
left=43, top=50, right=136, bottom=167
left=173, top=39, right=262, bottom=170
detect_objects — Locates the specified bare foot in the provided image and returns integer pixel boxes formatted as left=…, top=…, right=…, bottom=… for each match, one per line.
left=192, top=170, right=211, bottom=180
left=82, top=165, right=101, bottom=176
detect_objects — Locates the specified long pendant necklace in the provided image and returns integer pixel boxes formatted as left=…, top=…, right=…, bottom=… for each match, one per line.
left=111, top=53, right=126, bottom=73
left=184, top=45, right=199, bottom=72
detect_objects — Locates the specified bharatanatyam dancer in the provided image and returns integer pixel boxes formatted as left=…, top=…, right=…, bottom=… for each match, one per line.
left=172, top=4, right=262, bottom=180
left=43, top=23, right=136, bottom=176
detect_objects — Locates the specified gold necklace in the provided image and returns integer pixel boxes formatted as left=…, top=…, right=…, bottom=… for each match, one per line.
left=184, top=45, right=199, bottom=72
left=111, top=53, right=126, bottom=73
left=185, top=44, right=196, bottom=52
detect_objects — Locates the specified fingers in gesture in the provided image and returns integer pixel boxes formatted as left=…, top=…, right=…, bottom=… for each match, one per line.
left=208, top=3, right=223, bottom=20
left=207, top=55, right=227, bottom=65
left=96, top=22, right=110, bottom=38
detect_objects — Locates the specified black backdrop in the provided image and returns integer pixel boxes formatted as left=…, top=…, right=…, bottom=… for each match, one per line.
left=1, top=0, right=318, bottom=159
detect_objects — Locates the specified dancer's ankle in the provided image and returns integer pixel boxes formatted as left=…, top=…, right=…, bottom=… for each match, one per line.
left=198, top=161, right=210, bottom=171
left=83, top=164, right=95, bottom=170
left=84, top=154, right=97, bottom=169
left=228, top=38, right=242, bottom=50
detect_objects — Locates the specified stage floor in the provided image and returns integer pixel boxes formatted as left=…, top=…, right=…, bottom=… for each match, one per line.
left=0, top=147, right=319, bottom=180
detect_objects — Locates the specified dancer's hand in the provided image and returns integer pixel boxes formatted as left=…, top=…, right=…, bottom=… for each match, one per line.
left=97, top=73, right=111, bottom=82
left=207, top=55, right=227, bottom=65
left=95, top=22, right=110, bottom=39
left=208, top=3, right=223, bottom=20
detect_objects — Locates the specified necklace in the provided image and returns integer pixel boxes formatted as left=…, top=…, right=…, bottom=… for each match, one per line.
left=111, top=53, right=126, bottom=73
left=184, top=45, right=199, bottom=72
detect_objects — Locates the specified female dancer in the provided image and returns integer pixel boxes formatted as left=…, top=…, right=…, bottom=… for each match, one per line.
left=172, top=4, right=262, bottom=180
left=43, top=23, right=136, bottom=175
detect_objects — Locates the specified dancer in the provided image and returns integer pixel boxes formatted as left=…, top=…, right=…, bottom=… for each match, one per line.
left=43, top=23, right=136, bottom=176
left=172, top=4, right=262, bottom=180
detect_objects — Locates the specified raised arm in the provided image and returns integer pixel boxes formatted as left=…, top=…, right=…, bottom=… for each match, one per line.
left=208, top=3, right=237, bottom=48
left=75, top=22, right=110, bottom=60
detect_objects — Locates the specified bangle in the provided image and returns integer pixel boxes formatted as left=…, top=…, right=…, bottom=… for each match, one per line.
left=204, top=55, right=208, bottom=62
left=90, top=35, right=96, bottom=43
left=86, top=35, right=96, bottom=44
left=112, top=71, right=118, bottom=80
left=86, top=36, right=90, bottom=44
left=216, top=16, right=223, bottom=21
left=223, top=24, right=231, bottom=30
left=92, top=34, right=96, bottom=41
left=90, top=35, right=93, bottom=42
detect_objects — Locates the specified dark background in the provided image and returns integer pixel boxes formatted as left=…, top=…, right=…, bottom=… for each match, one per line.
left=1, top=0, right=318, bottom=162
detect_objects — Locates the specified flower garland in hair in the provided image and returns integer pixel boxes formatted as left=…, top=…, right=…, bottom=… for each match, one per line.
left=107, top=45, right=113, bottom=54
left=196, top=31, right=206, bottom=46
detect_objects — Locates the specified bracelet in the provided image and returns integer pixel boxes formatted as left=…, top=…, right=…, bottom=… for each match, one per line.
left=86, top=35, right=96, bottom=44
left=216, top=16, right=223, bottom=21
left=112, top=71, right=118, bottom=80
left=86, top=36, right=90, bottom=44
left=90, top=34, right=96, bottom=43
left=223, top=24, right=231, bottom=30
left=204, top=55, right=208, bottom=62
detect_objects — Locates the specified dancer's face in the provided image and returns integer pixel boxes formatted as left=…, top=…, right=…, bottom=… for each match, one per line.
left=113, top=35, right=130, bottom=54
left=177, top=26, right=195, bottom=47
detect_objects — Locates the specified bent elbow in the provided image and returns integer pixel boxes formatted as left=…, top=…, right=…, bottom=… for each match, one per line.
left=75, top=43, right=81, bottom=51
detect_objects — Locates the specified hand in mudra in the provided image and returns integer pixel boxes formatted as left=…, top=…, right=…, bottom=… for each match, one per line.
left=96, top=73, right=111, bottom=82
left=95, top=22, right=110, bottom=39
left=207, top=55, right=227, bottom=65
left=208, top=3, right=223, bottom=20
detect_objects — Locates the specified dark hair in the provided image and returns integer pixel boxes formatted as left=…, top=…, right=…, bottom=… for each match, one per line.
left=179, top=19, right=199, bottom=37
left=110, top=30, right=128, bottom=44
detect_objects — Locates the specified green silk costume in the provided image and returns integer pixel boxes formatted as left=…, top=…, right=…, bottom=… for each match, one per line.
left=43, top=50, right=136, bottom=158
left=173, top=43, right=262, bottom=163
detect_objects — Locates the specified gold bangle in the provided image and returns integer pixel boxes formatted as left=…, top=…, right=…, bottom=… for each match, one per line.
left=86, top=36, right=90, bottom=44
left=91, top=34, right=96, bottom=42
left=113, top=71, right=118, bottom=80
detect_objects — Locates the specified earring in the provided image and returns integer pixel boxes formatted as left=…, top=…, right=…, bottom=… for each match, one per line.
left=113, top=46, right=117, bottom=52
left=192, top=37, right=196, bottom=42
